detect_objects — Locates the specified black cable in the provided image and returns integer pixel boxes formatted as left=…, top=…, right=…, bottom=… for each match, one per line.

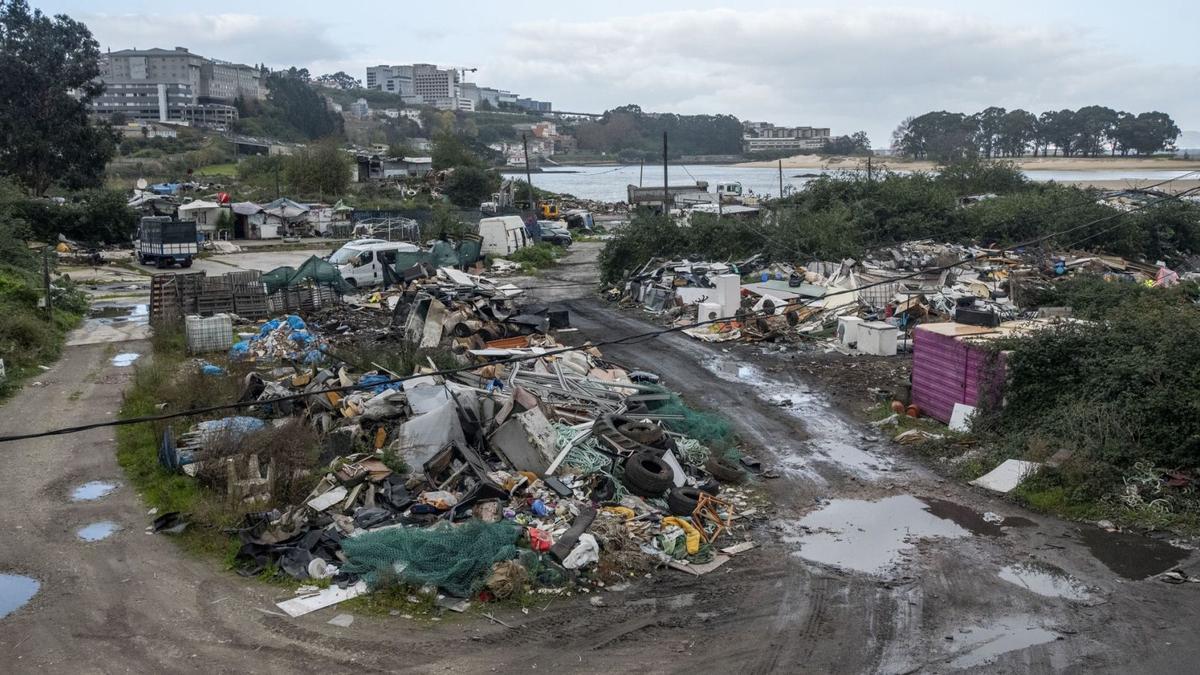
left=0, top=184, right=1194, bottom=445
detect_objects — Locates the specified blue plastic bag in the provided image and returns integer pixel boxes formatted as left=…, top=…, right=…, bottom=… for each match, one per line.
left=286, top=315, right=306, bottom=330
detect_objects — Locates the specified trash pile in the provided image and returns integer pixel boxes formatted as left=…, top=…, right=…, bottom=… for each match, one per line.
left=613, top=239, right=1187, bottom=354
left=157, top=268, right=761, bottom=616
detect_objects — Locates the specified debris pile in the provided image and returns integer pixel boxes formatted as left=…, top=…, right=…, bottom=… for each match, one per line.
left=614, top=240, right=1185, bottom=353
left=156, top=268, right=761, bottom=615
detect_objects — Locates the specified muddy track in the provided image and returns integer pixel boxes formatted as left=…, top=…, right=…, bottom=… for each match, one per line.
left=3, top=245, right=1199, bottom=673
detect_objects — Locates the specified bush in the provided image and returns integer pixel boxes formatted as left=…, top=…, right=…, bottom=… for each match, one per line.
left=977, top=285, right=1200, bottom=502
left=507, top=243, right=562, bottom=271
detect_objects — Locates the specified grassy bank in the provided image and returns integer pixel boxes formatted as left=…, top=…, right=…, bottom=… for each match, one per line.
left=0, top=262, right=87, bottom=401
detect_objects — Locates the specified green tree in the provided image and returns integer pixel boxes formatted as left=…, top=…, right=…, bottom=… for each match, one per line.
left=971, top=106, right=1007, bottom=158
left=997, top=109, right=1037, bottom=157
left=431, top=131, right=482, bottom=170
left=0, top=0, right=116, bottom=195
left=821, top=131, right=872, bottom=156
left=897, top=111, right=976, bottom=161
left=443, top=165, right=499, bottom=208
left=283, top=140, right=351, bottom=197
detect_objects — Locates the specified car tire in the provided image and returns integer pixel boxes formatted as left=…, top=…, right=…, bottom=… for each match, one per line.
left=623, top=452, right=673, bottom=497
left=705, top=455, right=744, bottom=483
left=181, top=258, right=193, bottom=268
left=667, top=486, right=702, bottom=516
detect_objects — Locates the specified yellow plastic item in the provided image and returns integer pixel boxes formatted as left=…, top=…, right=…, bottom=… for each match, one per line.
left=661, top=516, right=701, bottom=555
left=602, top=506, right=636, bottom=520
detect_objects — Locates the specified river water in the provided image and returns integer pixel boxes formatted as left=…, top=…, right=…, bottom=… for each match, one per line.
left=509, top=164, right=1193, bottom=203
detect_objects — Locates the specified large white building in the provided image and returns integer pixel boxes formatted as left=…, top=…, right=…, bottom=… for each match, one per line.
left=94, top=47, right=262, bottom=126
left=742, top=122, right=831, bottom=153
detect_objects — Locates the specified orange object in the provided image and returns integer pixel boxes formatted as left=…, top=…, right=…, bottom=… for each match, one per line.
left=374, top=426, right=387, bottom=449
left=890, top=400, right=905, bottom=414
left=485, top=335, right=530, bottom=349
left=528, top=528, right=552, bottom=552
left=905, top=404, right=921, bottom=418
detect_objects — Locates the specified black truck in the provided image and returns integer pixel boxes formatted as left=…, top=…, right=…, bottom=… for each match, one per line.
left=137, top=216, right=198, bottom=268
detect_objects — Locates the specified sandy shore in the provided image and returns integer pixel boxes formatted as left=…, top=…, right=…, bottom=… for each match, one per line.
left=736, top=154, right=1200, bottom=172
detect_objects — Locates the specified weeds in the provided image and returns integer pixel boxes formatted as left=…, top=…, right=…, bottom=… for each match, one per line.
left=507, top=243, right=562, bottom=272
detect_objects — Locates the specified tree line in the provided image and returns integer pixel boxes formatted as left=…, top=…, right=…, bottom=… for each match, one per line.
left=571, top=105, right=743, bottom=160
left=894, top=107, right=1181, bottom=161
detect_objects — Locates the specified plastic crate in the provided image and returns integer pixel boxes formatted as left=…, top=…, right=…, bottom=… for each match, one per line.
left=185, top=314, right=234, bottom=354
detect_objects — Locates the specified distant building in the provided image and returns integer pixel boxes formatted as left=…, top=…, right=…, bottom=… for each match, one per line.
left=93, top=46, right=260, bottom=127
left=348, top=98, right=370, bottom=119
left=115, top=121, right=178, bottom=139
left=741, top=122, right=831, bottom=153
left=515, top=97, right=552, bottom=113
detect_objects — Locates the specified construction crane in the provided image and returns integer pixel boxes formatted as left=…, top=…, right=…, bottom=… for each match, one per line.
left=452, top=67, right=478, bottom=82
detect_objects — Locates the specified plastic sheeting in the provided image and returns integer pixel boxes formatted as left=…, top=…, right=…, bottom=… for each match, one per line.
left=261, top=256, right=353, bottom=294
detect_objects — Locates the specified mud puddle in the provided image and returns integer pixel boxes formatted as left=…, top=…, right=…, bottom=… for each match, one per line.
left=921, top=498, right=1004, bottom=536
left=77, top=522, right=120, bottom=542
left=1080, top=527, right=1191, bottom=579
left=945, top=617, right=1062, bottom=668
left=86, top=303, right=148, bottom=325
left=71, top=481, right=118, bottom=501
left=706, top=357, right=894, bottom=479
left=111, top=352, right=141, bottom=366
left=783, top=495, right=972, bottom=574
left=0, top=574, right=40, bottom=619
left=999, top=562, right=1093, bottom=601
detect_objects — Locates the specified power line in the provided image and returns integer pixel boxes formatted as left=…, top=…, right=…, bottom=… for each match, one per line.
left=0, top=184, right=1195, bottom=445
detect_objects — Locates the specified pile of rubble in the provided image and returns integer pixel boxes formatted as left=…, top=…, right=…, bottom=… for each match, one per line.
left=615, top=239, right=1187, bottom=355
left=162, top=268, right=760, bottom=617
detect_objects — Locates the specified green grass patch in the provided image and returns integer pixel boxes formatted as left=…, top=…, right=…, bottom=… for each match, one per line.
left=195, top=163, right=237, bottom=177
left=506, top=243, right=562, bottom=272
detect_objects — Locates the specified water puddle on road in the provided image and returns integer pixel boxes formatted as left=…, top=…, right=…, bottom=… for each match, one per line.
left=1080, top=527, right=1191, bottom=580
left=783, top=495, right=971, bottom=574
left=86, top=303, right=149, bottom=326
left=999, top=562, right=1093, bottom=601
left=706, top=357, right=894, bottom=479
left=70, top=481, right=118, bottom=501
left=111, top=352, right=141, bottom=367
left=0, top=574, right=40, bottom=619
left=946, top=617, right=1062, bottom=669
left=922, top=497, right=1004, bottom=536
left=77, top=522, right=120, bottom=542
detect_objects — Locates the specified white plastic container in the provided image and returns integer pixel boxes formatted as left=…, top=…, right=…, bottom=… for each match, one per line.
left=857, top=320, right=898, bottom=356
left=837, top=316, right=864, bottom=347
left=185, top=314, right=234, bottom=354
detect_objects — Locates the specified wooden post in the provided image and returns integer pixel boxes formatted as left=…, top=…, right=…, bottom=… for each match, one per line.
left=523, top=133, right=535, bottom=213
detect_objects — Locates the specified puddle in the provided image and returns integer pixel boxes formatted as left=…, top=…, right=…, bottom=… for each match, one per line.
left=77, top=521, right=120, bottom=542
left=946, top=617, right=1062, bottom=668
left=921, top=498, right=1004, bottom=536
left=1001, top=516, right=1037, bottom=528
left=998, top=562, right=1092, bottom=601
left=0, top=574, right=40, bottom=619
left=86, top=303, right=149, bottom=325
left=1080, top=527, right=1190, bottom=580
left=70, top=481, right=118, bottom=501
left=784, top=495, right=970, bottom=574
left=111, top=352, right=141, bottom=366
left=706, top=357, right=894, bottom=479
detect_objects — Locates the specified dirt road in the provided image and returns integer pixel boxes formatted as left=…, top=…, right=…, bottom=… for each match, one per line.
left=2, top=243, right=1197, bottom=673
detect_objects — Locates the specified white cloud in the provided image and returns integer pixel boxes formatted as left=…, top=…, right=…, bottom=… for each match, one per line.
left=80, top=12, right=345, bottom=68
left=486, top=8, right=1200, bottom=142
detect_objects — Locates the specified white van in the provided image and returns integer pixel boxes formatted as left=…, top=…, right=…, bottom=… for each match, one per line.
left=329, top=240, right=420, bottom=287
left=478, top=216, right=530, bottom=257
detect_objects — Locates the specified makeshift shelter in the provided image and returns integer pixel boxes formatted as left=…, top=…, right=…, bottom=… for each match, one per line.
left=263, top=198, right=310, bottom=236
left=178, top=199, right=226, bottom=234
left=231, top=202, right=271, bottom=239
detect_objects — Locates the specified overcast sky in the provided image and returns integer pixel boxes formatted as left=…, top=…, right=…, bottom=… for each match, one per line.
left=40, top=0, right=1200, bottom=144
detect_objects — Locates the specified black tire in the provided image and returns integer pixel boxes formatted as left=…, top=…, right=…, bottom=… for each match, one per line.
left=698, top=477, right=721, bottom=496
left=705, top=455, right=744, bottom=483
left=618, top=420, right=663, bottom=446
left=667, top=486, right=702, bottom=516
left=180, top=258, right=193, bottom=268
left=623, top=452, right=673, bottom=497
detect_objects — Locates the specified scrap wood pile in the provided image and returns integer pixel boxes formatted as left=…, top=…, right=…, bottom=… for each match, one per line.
left=612, top=239, right=1189, bottom=351
left=157, top=268, right=760, bottom=616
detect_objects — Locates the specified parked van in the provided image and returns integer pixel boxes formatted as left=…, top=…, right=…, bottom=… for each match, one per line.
left=328, top=240, right=420, bottom=287
left=478, top=216, right=530, bottom=257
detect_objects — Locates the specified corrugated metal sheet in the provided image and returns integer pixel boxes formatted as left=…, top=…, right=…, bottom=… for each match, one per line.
left=912, top=325, right=1005, bottom=423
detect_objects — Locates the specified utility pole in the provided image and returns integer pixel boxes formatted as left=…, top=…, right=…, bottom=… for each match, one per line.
left=522, top=133, right=535, bottom=213
left=274, top=159, right=281, bottom=200
left=867, top=155, right=873, bottom=182
left=662, top=132, right=669, bottom=214
left=639, top=159, right=644, bottom=187
left=42, top=247, right=53, bottom=319
left=778, top=159, right=784, bottom=200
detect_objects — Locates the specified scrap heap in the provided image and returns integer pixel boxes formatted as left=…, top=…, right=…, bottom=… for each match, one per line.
left=616, top=239, right=1185, bottom=354
left=164, top=269, right=758, bottom=615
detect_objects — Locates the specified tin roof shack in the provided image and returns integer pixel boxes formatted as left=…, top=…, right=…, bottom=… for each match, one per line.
left=911, top=319, right=1070, bottom=424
